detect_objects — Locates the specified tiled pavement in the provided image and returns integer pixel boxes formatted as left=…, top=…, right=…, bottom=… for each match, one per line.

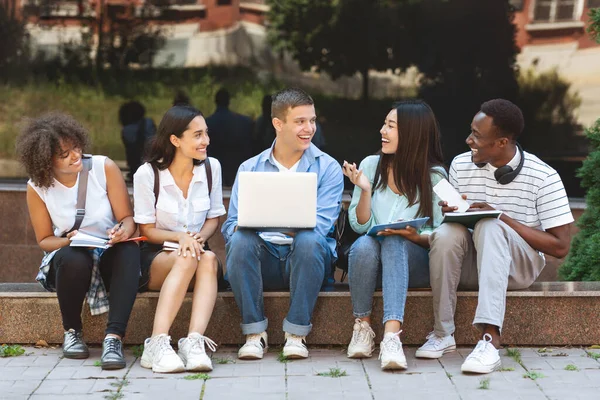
left=1, top=345, right=600, bottom=399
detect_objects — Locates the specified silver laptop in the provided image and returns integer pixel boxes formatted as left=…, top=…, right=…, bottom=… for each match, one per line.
left=237, top=171, right=317, bottom=231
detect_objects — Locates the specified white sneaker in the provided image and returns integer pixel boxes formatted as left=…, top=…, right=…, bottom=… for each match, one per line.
left=415, top=331, right=457, bottom=359
left=282, top=332, right=309, bottom=359
left=347, top=319, right=375, bottom=358
left=238, top=331, right=268, bottom=360
left=379, top=331, right=407, bottom=370
left=140, top=334, right=185, bottom=373
left=178, top=332, right=217, bottom=372
left=461, top=333, right=501, bottom=374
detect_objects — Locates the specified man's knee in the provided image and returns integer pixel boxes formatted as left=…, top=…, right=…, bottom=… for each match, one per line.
left=227, top=229, right=262, bottom=257
left=430, top=223, right=471, bottom=251
left=472, top=219, right=511, bottom=250
left=292, top=230, right=327, bottom=254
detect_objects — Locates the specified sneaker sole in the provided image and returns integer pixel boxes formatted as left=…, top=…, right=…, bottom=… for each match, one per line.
left=347, top=349, right=373, bottom=359
left=238, top=348, right=267, bottom=360
left=283, top=350, right=308, bottom=359
left=381, top=360, right=408, bottom=370
left=185, top=362, right=213, bottom=372
left=415, top=345, right=457, bottom=359
left=63, top=351, right=90, bottom=359
left=152, top=364, right=186, bottom=373
left=461, top=359, right=501, bottom=374
left=101, top=360, right=126, bottom=370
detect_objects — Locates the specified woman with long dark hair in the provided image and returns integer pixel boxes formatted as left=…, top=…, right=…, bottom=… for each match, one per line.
left=134, top=105, right=225, bottom=373
left=342, top=100, right=446, bottom=370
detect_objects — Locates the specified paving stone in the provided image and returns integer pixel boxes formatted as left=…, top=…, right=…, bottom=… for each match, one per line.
left=30, top=394, right=108, bottom=400
left=0, top=379, right=42, bottom=395
left=35, top=379, right=98, bottom=394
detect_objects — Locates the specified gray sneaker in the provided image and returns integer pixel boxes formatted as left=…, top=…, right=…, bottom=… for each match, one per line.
left=63, top=329, right=89, bottom=359
left=101, top=336, right=126, bottom=370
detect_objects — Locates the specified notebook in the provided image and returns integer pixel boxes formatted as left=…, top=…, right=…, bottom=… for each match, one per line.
left=237, top=171, right=318, bottom=231
left=69, top=232, right=146, bottom=249
left=366, top=217, right=430, bottom=237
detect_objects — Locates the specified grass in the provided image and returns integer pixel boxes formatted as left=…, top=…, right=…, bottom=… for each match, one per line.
left=213, top=357, right=235, bottom=364
left=316, top=368, right=347, bottom=378
left=184, top=373, right=211, bottom=381
left=588, top=345, right=600, bottom=350
left=104, top=378, right=129, bottom=400
left=131, top=345, right=144, bottom=358
left=94, top=361, right=101, bottom=367
left=499, top=367, right=515, bottom=372
left=0, top=344, right=26, bottom=357
left=277, top=350, right=290, bottom=363
left=564, top=364, right=579, bottom=371
left=523, top=371, right=545, bottom=380
left=587, top=351, right=600, bottom=360
left=446, top=372, right=453, bottom=378
left=505, top=348, right=522, bottom=364
left=478, top=378, right=490, bottom=389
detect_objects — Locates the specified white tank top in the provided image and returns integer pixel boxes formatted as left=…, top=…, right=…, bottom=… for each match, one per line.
left=28, top=155, right=117, bottom=239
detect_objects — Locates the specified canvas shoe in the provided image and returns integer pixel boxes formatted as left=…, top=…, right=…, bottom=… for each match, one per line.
left=379, top=331, right=407, bottom=370
left=100, top=336, right=126, bottom=370
left=282, top=333, right=309, bottom=359
left=140, top=334, right=185, bottom=373
left=415, top=331, right=457, bottom=359
left=178, top=333, right=217, bottom=372
left=238, top=331, right=268, bottom=360
left=461, top=333, right=501, bottom=374
left=347, top=318, right=375, bottom=358
left=62, top=329, right=89, bottom=359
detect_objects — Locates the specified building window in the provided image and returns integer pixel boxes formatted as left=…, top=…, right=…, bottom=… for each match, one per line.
left=532, top=0, right=582, bottom=23
left=589, top=0, right=600, bottom=8
left=217, top=0, right=232, bottom=5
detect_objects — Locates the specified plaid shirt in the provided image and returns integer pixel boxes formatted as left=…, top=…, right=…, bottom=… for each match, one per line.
left=37, top=247, right=110, bottom=316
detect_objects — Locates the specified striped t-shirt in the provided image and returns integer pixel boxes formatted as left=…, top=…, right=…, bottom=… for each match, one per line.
left=449, top=150, right=574, bottom=231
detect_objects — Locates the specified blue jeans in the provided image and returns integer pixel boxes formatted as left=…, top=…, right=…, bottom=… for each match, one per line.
left=225, top=229, right=332, bottom=336
left=348, top=235, right=430, bottom=325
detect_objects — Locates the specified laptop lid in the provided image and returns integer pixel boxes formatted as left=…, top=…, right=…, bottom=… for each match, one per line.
left=237, top=171, right=317, bottom=230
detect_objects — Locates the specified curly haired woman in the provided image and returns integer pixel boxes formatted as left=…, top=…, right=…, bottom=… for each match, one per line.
left=16, top=112, right=141, bottom=370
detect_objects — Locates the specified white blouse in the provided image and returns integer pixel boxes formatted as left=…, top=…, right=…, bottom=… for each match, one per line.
left=133, top=157, right=226, bottom=232
left=28, top=155, right=117, bottom=239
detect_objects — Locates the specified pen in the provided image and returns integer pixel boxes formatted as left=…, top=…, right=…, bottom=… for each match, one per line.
left=117, top=221, right=123, bottom=231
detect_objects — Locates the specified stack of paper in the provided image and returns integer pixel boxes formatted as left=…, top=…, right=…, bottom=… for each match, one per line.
left=69, top=232, right=147, bottom=249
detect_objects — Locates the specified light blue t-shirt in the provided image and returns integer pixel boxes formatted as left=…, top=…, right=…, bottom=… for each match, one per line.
left=348, top=155, right=447, bottom=235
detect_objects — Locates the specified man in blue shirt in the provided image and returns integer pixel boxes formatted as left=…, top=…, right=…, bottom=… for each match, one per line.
left=222, top=88, right=344, bottom=360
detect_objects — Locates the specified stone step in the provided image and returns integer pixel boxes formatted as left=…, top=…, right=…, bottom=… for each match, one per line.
left=1, top=282, right=599, bottom=346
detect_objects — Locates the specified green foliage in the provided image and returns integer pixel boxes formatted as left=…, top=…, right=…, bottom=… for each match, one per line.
left=131, top=345, right=144, bottom=358
left=0, top=3, right=31, bottom=82
left=588, top=8, right=600, bottom=43
left=267, top=0, right=407, bottom=100
left=517, top=68, right=583, bottom=157
left=523, top=371, right=545, bottom=380
left=94, top=361, right=102, bottom=367
left=213, top=357, right=235, bottom=364
left=506, top=348, right=522, bottom=364
left=277, top=351, right=289, bottom=363
left=184, top=373, right=211, bottom=381
left=564, top=364, right=579, bottom=371
left=478, top=378, right=490, bottom=389
left=586, top=351, right=600, bottom=360
left=499, top=367, right=515, bottom=372
left=0, top=344, right=26, bottom=357
left=316, top=367, right=347, bottom=378
left=559, top=120, right=600, bottom=281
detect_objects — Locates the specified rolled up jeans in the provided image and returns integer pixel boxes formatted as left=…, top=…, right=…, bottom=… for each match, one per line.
left=348, top=235, right=430, bottom=325
left=225, top=229, right=332, bottom=337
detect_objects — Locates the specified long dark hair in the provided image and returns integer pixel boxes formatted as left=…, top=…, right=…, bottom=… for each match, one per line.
left=373, top=100, right=445, bottom=221
left=145, top=105, right=204, bottom=170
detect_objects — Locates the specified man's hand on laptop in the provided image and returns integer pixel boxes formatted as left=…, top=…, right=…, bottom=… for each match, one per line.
left=282, top=232, right=296, bottom=237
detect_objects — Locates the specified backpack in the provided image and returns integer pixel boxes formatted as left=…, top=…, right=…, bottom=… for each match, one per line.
left=333, top=204, right=361, bottom=282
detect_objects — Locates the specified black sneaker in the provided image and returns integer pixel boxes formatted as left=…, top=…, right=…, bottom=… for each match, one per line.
left=101, top=336, right=126, bottom=370
left=63, top=329, right=89, bottom=359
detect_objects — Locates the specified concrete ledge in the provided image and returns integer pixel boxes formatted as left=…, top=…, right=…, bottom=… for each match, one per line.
left=1, top=282, right=599, bottom=346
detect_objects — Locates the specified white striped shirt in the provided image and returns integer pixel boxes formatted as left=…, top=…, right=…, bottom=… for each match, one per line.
left=449, top=150, right=574, bottom=231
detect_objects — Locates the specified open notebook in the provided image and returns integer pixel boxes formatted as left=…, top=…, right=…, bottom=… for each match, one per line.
left=69, top=232, right=146, bottom=249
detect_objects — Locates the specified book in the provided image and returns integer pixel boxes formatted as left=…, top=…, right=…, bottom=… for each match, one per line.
left=69, top=232, right=147, bottom=249
left=433, top=179, right=470, bottom=213
left=366, top=217, right=430, bottom=237
left=441, top=210, right=502, bottom=229
left=162, top=241, right=179, bottom=251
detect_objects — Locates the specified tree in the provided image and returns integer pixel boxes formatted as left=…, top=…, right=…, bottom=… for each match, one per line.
left=267, top=0, right=406, bottom=101
left=559, top=8, right=600, bottom=281
left=0, top=2, right=30, bottom=82
left=409, top=0, right=519, bottom=160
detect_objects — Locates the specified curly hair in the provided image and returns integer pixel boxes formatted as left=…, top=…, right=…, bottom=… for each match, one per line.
left=480, top=99, right=524, bottom=140
left=16, top=112, right=90, bottom=189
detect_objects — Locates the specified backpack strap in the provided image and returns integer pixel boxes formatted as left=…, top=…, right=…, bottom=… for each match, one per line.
left=152, top=163, right=160, bottom=207
left=67, top=154, right=92, bottom=234
left=204, top=157, right=212, bottom=197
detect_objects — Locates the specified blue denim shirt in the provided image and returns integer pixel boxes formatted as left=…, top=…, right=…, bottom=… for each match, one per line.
left=222, top=141, right=344, bottom=257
